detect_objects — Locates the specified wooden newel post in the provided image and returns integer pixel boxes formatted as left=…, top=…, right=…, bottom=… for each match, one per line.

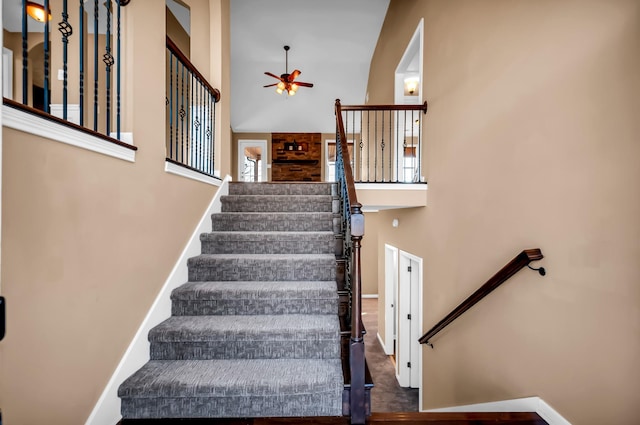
left=349, top=207, right=365, bottom=424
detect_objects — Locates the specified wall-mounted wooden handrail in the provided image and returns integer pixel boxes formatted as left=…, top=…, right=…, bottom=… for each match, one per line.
left=419, top=249, right=544, bottom=346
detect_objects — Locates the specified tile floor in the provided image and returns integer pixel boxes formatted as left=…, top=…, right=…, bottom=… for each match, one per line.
left=361, top=298, right=419, bottom=412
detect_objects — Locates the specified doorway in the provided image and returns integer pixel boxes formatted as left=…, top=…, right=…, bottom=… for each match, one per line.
left=395, top=250, right=423, bottom=389
left=394, top=20, right=423, bottom=183
left=238, top=140, right=267, bottom=182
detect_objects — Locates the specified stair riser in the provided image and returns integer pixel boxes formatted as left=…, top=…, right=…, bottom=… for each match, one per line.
left=211, top=214, right=334, bottom=232
left=121, top=392, right=343, bottom=418
left=150, top=340, right=340, bottom=360
left=172, top=298, right=338, bottom=316
left=201, top=234, right=334, bottom=254
left=188, top=259, right=336, bottom=282
left=221, top=196, right=335, bottom=213
left=229, top=182, right=336, bottom=196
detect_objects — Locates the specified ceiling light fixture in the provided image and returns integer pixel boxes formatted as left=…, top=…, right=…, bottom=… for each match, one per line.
left=26, top=1, right=52, bottom=22
left=264, top=45, right=313, bottom=96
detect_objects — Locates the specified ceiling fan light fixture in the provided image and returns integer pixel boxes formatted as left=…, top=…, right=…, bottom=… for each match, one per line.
left=264, top=45, right=314, bottom=96
left=26, top=1, right=52, bottom=22
left=277, top=81, right=285, bottom=90
left=276, top=87, right=284, bottom=94
left=287, top=89, right=296, bottom=96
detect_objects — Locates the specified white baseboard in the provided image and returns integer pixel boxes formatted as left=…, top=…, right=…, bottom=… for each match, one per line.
left=362, top=294, right=378, bottom=299
left=84, top=175, right=232, bottom=425
left=424, top=396, right=571, bottom=425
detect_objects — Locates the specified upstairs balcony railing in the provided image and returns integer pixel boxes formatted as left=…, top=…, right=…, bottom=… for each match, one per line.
left=336, top=100, right=428, bottom=183
left=4, top=0, right=131, bottom=142
left=166, top=37, right=221, bottom=178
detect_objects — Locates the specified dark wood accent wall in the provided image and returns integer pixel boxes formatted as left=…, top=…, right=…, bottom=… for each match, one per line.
left=271, top=133, right=322, bottom=181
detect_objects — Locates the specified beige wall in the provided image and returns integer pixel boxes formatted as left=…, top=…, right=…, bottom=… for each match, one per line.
left=0, top=1, right=231, bottom=423
left=368, top=0, right=640, bottom=423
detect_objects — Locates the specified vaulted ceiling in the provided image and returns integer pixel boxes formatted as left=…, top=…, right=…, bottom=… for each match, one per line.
left=230, top=0, right=390, bottom=134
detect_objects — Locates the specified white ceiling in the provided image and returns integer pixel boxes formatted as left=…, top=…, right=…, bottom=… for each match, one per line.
left=230, top=0, right=389, bottom=134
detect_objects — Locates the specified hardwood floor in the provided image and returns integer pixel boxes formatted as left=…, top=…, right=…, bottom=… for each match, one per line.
left=120, top=411, right=547, bottom=424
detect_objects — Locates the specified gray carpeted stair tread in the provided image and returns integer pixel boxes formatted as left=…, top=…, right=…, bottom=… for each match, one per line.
left=229, top=182, right=335, bottom=196
left=119, top=358, right=344, bottom=398
left=171, top=281, right=339, bottom=316
left=221, top=195, right=334, bottom=213
left=149, top=315, right=340, bottom=342
left=172, top=281, right=338, bottom=300
left=211, top=212, right=334, bottom=232
left=201, top=231, right=334, bottom=254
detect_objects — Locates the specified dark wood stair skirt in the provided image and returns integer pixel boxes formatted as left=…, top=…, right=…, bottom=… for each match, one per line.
left=119, top=411, right=548, bottom=424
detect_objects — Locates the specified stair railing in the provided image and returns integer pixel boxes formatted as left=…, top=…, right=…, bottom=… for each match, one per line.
left=337, top=101, right=428, bottom=183
left=166, top=37, right=221, bottom=178
left=5, top=0, right=131, bottom=141
left=419, top=249, right=546, bottom=347
left=335, top=99, right=366, bottom=424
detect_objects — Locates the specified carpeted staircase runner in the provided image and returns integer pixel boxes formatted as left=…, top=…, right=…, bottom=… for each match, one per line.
left=118, top=182, right=343, bottom=419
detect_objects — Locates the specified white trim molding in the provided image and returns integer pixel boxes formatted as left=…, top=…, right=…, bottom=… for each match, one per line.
left=425, top=396, right=571, bottom=425
left=2, top=105, right=136, bottom=162
left=362, top=294, right=379, bottom=299
left=355, top=183, right=427, bottom=191
left=84, top=175, right=232, bottom=425
left=165, top=160, right=223, bottom=186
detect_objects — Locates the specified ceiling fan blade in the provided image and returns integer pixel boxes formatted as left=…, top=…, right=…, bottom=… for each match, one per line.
left=289, top=69, right=301, bottom=81
left=263, top=83, right=278, bottom=88
left=295, top=81, right=314, bottom=88
left=264, top=71, right=283, bottom=80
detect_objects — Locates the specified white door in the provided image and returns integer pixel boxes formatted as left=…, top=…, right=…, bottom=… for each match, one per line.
left=383, top=244, right=398, bottom=355
left=396, top=251, right=422, bottom=389
left=238, top=140, right=267, bottom=182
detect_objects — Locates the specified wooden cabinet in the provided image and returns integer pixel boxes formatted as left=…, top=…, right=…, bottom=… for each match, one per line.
left=271, top=133, right=322, bottom=181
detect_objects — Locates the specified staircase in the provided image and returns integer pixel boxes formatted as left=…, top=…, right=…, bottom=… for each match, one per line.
left=118, top=182, right=344, bottom=419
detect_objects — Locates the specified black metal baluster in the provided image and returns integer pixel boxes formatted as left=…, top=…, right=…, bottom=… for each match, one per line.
left=93, top=0, right=99, bottom=131
left=104, top=0, right=113, bottom=134
left=21, top=0, right=28, bottom=104
left=186, top=69, right=191, bottom=167
left=417, top=112, right=422, bottom=181
left=169, top=52, right=174, bottom=160
left=411, top=110, right=415, bottom=182
left=44, top=0, right=50, bottom=113
left=174, top=56, right=179, bottom=160
left=381, top=110, right=385, bottom=181
left=79, top=0, right=85, bottom=126
left=211, top=92, right=216, bottom=174
left=389, top=110, right=393, bottom=182
left=116, top=0, right=121, bottom=139
left=180, top=63, right=185, bottom=164
left=366, top=110, right=370, bottom=182
left=59, top=0, right=73, bottom=120
left=374, top=110, right=378, bottom=182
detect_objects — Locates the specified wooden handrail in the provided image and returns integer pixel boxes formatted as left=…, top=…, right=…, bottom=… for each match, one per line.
left=335, top=99, right=361, bottom=214
left=339, top=101, right=428, bottom=114
left=419, top=249, right=544, bottom=346
left=166, top=37, right=221, bottom=103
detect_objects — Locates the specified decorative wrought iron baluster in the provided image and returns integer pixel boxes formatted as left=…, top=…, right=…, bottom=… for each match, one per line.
left=174, top=57, right=179, bottom=159
left=21, top=0, right=28, bottom=103
left=79, top=0, right=85, bottom=126
left=179, top=63, right=185, bottom=164
left=93, top=0, right=99, bottom=131
left=58, top=0, right=73, bottom=120
left=381, top=110, right=385, bottom=182
left=211, top=91, right=216, bottom=174
left=103, top=0, right=113, bottom=134
left=44, top=0, right=50, bottom=113
left=389, top=110, right=393, bottom=182
left=116, top=0, right=122, bottom=139
left=417, top=111, right=422, bottom=181
left=169, top=52, right=174, bottom=160
left=374, top=110, right=378, bottom=182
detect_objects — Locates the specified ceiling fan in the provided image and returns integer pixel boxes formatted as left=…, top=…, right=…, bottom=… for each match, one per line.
left=264, top=45, right=314, bottom=96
